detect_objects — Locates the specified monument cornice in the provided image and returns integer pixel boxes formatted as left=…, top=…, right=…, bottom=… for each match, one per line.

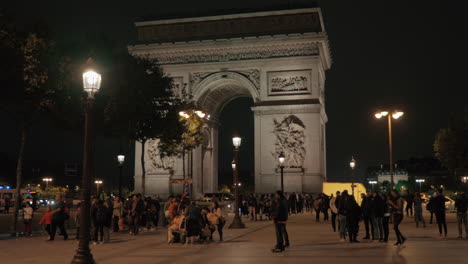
left=130, top=37, right=325, bottom=65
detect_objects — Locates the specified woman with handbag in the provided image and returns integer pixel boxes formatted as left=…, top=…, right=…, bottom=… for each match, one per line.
left=211, top=201, right=225, bottom=242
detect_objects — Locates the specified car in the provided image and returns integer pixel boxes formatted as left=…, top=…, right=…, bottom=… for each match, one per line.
left=445, top=197, right=455, bottom=212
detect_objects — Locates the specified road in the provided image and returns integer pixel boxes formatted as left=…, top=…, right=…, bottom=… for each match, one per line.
left=0, top=212, right=467, bottom=263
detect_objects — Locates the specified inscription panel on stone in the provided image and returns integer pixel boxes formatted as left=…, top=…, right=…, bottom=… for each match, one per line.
left=268, top=70, right=312, bottom=96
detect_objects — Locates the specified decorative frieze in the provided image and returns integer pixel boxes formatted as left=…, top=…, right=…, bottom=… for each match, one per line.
left=190, top=69, right=260, bottom=90
left=139, top=42, right=319, bottom=65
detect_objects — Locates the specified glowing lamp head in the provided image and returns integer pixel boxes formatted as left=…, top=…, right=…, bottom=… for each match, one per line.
left=82, top=70, right=102, bottom=98
left=278, top=152, right=285, bottom=165
left=117, top=155, right=125, bottom=165
left=95, top=180, right=103, bottom=184
left=392, top=111, right=404, bottom=119
left=195, top=110, right=206, bottom=118
left=349, top=157, right=356, bottom=169
left=232, top=136, right=241, bottom=148
left=179, top=111, right=189, bottom=119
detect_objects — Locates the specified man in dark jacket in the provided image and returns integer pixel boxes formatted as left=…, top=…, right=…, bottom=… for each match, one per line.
left=336, top=190, right=350, bottom=241
left=432, top=189, right=448, bottom=237
left=271, top=190, right=289, bottom=252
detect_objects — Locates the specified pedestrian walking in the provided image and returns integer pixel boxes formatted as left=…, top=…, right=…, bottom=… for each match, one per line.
left=427, top=194, right=435, bottom=224
left=22, top=202, right=34, bottom=236
left=454, top=192, right=468, bottom=238
left=211, top=201, right=225, bottom=242
left=130, top=194, right=144, bottom=235
left=313, top=194, right=322, bottom=222
left=271, top=190, right=289, bottom=252
left=388, top=190, right=406, bottom=246
left=248, top=194, right=257, bottom=221
left=413, top=193, right=426, bottom=228
left=49, top=194, right=68, bottom=241
left=39, top=206, right=53, bottom=240
left=433, top=189, right=448, bottom=237
left=92, top=200, right=106, bottom=244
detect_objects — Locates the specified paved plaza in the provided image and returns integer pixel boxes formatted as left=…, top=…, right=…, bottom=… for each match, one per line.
left=1, top=212, right=468, bottom=264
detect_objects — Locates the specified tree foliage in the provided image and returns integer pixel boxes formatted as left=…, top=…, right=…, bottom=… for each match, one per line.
left=434, top=118, right=468, bottom=172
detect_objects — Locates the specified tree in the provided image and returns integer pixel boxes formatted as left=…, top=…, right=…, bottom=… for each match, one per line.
left=434, top=118, right=468, bottom=173
left=0, top=16, right=60, bottom=233
left=104, top=55, right=176, bottom=196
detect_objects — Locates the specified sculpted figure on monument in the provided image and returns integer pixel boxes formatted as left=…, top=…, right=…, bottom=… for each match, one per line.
left=272, top=115, right=306, bottom=168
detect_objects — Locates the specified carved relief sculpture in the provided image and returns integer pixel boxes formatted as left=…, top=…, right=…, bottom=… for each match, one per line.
left=272, top=115, right=306, bottom=168
left=147, top=139, right=176, bottom=171
left=268, top=70, right=312, bottom=95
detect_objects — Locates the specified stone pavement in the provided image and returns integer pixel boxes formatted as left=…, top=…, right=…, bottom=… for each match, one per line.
left=1, top=212, right=468, bottom=264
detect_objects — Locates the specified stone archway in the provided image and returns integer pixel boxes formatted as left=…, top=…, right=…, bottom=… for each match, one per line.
left=130, top=6, right=332, bottom=197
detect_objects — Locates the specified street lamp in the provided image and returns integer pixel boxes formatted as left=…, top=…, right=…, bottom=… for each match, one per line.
left=71, top=61, right=101, bottom=264
left=95, top=180, right=103, bottom=196
left=375, top=110, right=404, bottom=189
left=416, top=179, right=425, bottom=192
left=42, top=178, right=52, bottom=189
left=278, top=152, right=285, bottom=192
left=350, top=156, right=356, bottom=196
left=117, top=154, right=125, bottom=197
left=229, top=135, right=245, bottom=229
left=369, top=180, right=378, bottom=192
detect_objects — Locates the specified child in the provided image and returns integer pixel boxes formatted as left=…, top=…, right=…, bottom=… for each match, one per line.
left=39, top=206, right=53, bottom=240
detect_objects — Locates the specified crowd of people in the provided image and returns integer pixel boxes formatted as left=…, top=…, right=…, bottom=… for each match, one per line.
left=16, top=187, right=468, bottom=253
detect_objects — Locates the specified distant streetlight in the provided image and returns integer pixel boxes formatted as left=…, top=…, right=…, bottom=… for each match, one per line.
left=350, top=156, right=356, bottom=196
left=375, top=110, right=404, bottom=189
left=278, top=152, right=285, bottom=192
left=42, top=178, right=52, bottom=189
left=95, top=180, right=103, bottom=196
left=117, top=154, right=125, bottom=197
left=368, top=180, right=378, bottom=192
left=71, top=60, right=101, bottom=264
left=229, top=135, right=245, bottom=229
left=416, top=178, right=425, bottom=192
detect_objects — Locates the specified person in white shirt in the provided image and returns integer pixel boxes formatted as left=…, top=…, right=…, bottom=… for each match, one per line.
left=23, top=202, right=34, bottom=236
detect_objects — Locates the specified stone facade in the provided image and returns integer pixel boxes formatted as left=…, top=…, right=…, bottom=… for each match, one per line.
left=130, top=7, right=332, bottom=197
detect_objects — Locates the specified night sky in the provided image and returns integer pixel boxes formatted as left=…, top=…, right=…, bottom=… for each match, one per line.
left=1, top=0, right=467, bottom=188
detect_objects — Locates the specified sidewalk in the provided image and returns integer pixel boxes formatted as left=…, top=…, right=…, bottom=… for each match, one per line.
left=0, top=215, right=273, bottom=264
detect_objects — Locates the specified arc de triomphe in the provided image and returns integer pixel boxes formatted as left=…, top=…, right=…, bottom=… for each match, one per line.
left=129, top=7, right=332, bottom=197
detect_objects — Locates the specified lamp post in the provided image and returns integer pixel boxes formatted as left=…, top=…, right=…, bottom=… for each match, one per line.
left=375, top=110, right=404, bottom=189
left=369, top=180, right=378, bottom=192
left=71, top=62, right=101, bottom=264
left=117, top=155, right=125, bottom=197
left=278, top=152, right=285, bottom=192
left=416, top=179, right=425, bottom=192
left=95, top=180, right=103, bottom=197
left=42, top=178, right=52, bottom=189
left=350, top=157, right=356, bottom=196
left=229, top=135, right=245, bottom=229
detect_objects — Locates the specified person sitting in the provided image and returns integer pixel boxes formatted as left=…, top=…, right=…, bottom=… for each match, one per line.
left=200, top=207, right=215, bottom=242
left=167, top=213, right=186, bottom=244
